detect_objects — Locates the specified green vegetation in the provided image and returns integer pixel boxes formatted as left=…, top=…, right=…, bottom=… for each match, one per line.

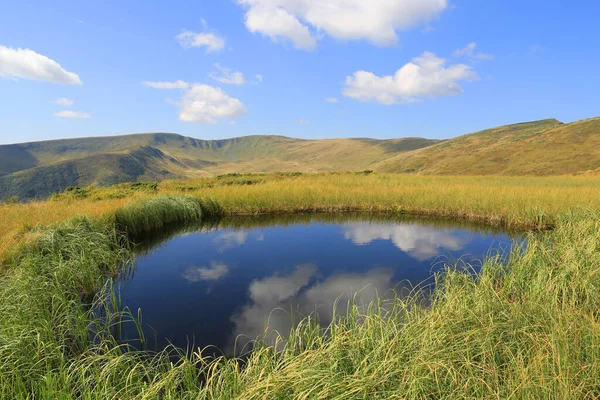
left=6, top=173, right=600, bottom=263
left=378, top=117, right=600, bottom=175
left=2, top=186, right=600, bottom=397
left=2, top=115, right=600, bottom=201
left=0, top=132, right=439, bottom=201
left=0, top=196, right=223, bottom=398
left=114, top=195, right=222, bottom=236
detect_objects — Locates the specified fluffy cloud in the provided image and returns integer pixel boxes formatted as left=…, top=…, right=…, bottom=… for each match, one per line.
left=0, top=45, right=82, bottom=85
left=343, top=222, right=471, bottom=261
left=144, top=81, right=247, bottom=124
left=176, top=31, right=225, bottom=53
left=343, top=52, right=477, bottom=105
left=178, top=84, right=246, bottom=123
left=210, top=64, right=246, bottom=85
left=53, top=97, right=73, bottom=106
left=237, top=0, right=448, bottom=50
left=454, top=42, right=494, bottom=61
left=325, top=97, right=339, bottom=103
left=142, top=80, right=189, bottom=89
left=182, top=262, right=230, bottom=282
left=54, top=110, right=90, bottom=118
left=244, top=4, right=317, bottom=50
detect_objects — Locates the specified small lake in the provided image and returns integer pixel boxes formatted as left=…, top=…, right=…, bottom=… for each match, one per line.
left=114, top=214, right=517, bottom=355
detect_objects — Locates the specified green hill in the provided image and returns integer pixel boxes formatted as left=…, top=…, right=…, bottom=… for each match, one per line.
left=0, top=134, right=438, bottom=201
left=2, top=116, right=600, bottom=201
left=376, top=117, right=600, bottom=175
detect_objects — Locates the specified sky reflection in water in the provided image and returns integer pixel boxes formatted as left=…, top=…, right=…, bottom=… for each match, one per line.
left=115, top=215, right=516, bottom=354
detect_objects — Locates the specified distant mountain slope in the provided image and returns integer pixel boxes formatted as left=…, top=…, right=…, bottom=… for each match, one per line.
left=376, top=118, right=600, bottom=175
left=0, top=134, right=438, bottom=200
left=2, top=116, right=599, bottom=201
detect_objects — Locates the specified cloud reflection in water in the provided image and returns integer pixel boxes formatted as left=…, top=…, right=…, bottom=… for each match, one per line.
left=228, top=264, right=399, bottom=354
left=182, top=262, right=230, bottom=282
left=343, top=223, right=471, bottom=261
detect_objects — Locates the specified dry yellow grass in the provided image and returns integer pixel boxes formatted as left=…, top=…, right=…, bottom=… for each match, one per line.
left=3, top=173, right=600, bottom=262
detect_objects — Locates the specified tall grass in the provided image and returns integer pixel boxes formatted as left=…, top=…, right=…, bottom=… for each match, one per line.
left=2, top=178, right=600, bottom=397
left=4, top=173, right=600, bottom=261
left=114, top=194, right=222, bottom=236
left=3, top=210, right=600, bottom=398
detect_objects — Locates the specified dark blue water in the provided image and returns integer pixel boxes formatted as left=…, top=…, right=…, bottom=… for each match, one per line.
left=114, top=214, right=516, bottom=355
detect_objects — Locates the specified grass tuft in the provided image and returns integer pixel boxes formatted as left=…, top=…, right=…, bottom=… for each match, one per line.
left=113, top=194, right=222, bottom=236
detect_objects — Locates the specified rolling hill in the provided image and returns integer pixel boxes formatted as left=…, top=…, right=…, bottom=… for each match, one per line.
left=0, top=134, right=438, bottom=201
left=1, top=116, right=599, bottom=201
left=376, top=117, right=600, bottom=175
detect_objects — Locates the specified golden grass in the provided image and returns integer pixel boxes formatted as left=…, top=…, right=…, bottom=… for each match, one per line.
left=3, top=173, right=600, bottom=262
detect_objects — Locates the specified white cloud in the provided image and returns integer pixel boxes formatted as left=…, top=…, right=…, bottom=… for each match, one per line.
left=210, top=64, right=246, bottom=85
left=454, top=42, right=494, bottom=61
left=343, top=222, right=471, bottom=261
left=179, top=84, right=247, bottom=124
left=237, top=0, right=448, bottom=50
left=182, top=262, right=230, bottom=282
left=297, top=119, right=309, bottom=125
left=325, top=97, right=339, bottom=103
left=145, top=81, right=247, bottom=124
left=244, top=5, right=317, bottom=50
left=255, top=74, right=263, bottom=83
left=54, top=110, right=90, bottom=118
left=143, top=80, right=189, bottom=89
left=176, top=31, right=225, bottom=53
left=343, top=52, right=477, bottom=105
left=0, top=45, right=82, bottom=85
left=53, top=97, right=73, bottom=106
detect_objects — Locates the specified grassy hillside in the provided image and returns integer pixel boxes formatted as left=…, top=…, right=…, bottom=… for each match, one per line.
left=0, top=146, right=194, bottom=201
left=0, top=134, right=438, bottom=200
left=378, top=117, right=600, bottom=175
left=2, top=115, right=600, bottom=201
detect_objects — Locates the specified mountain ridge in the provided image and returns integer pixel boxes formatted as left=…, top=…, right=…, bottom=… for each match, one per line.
left=1, top=116, right=599, bottom=201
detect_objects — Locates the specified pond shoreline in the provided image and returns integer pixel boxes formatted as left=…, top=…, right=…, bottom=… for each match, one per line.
left=1, top=188, right=598, bottom=398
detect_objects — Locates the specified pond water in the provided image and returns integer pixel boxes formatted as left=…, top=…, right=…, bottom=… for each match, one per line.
left=113, top=214, right=517, bottom=355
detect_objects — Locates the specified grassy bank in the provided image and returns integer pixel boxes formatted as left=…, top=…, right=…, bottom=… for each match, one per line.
left=0, top=195, right=222, bottom=398
left=4, top=173, right=600, bottom=261
left=1, top=175, right=600, bottom=398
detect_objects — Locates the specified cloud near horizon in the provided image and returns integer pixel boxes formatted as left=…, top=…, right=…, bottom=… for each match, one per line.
left=343, top=52, right=477, bottom=105
left=54, top=110, right=90, bottom=118
left=237, top=0, right=448, bottom=50
left=0, top=45, right=82, bottom=85
left=143, top=80, right=189, bottom=89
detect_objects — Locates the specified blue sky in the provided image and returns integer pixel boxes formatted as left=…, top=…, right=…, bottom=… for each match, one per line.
left=0, top=0, right=598, bottom=145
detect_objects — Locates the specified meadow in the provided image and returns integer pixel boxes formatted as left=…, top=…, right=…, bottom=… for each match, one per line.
left=2, top=173, right=600, bottom=398
left=4, top=172, right=600, bottom=262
